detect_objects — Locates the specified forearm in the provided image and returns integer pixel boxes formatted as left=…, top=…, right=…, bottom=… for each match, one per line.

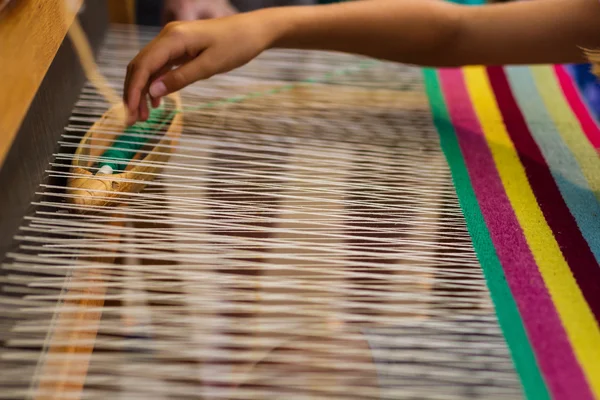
left=265, top=0, right=463, bottom=67
left=262, top=0, right=600, bottom=67
left=453, top=0, right=600, bottom=66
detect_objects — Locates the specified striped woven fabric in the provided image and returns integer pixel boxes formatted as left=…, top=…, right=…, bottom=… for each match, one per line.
left=425, top=64, right=600, bottom=399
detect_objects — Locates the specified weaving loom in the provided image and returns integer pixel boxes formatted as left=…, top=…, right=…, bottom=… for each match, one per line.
left=1, top=1, right=600, bottom=400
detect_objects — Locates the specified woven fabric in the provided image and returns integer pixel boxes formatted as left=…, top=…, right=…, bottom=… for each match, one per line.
left=425, top=65, right=600, bottom=399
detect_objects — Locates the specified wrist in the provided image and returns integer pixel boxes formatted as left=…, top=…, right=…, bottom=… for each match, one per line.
left=255, top=6, right=314, bottom=50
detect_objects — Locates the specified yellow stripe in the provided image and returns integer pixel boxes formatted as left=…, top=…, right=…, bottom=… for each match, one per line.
left=463, top=66, right=600, bottom=396
left=531, top=66, right=600, bottom=205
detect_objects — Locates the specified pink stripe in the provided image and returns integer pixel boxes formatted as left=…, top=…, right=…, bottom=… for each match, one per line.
left=554, top=65, right=600, bottom=149
left=438, top=68, right=592, bottom=400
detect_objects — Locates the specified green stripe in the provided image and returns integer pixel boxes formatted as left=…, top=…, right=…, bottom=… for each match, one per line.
left=423, top=68, right=549, bottom=400
left=430, top=4, right=549, bottom=398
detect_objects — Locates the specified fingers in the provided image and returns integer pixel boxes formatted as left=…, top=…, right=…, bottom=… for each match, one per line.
left=149, top=49, right=220, bottom=98
left=139, top=61, right=182, bottom=119
left=139, top=97, right=150, bottom=121
left=124, top=27, right=192, bottom=124
left=151, top=94, right=162, bottom=108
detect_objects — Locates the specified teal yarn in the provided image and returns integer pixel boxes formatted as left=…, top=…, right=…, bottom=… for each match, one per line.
left=96, top=105, right=172, bottom=173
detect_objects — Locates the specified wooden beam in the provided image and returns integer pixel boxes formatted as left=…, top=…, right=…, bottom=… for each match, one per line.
left=0, top=0, right=83, bottom=169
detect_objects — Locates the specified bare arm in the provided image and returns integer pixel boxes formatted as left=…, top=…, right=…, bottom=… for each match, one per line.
left=452, top=0, right=600, bottom=66
left=272, top=0, right=600, bottom=66
left=124, top=0, right=600, bottom=124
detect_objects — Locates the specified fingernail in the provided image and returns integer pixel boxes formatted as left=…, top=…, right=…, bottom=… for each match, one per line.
left=127, top=114, right=137, bottom=126
left=150, top=81, right=167, bottom=98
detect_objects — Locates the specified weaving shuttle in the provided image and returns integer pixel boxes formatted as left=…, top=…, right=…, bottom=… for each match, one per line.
left=66, top=94, right=183, bottom=210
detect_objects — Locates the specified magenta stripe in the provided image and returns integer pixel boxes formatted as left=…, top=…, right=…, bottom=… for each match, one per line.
left=438, top=68, right=590, bottom=399
left=554, top=65, right=600, bottom=149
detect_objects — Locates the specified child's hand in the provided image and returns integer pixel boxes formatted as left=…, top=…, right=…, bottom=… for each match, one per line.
left=124, top=14, right=274, bottom=124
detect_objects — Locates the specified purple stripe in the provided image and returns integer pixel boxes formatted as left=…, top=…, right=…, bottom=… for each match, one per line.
left=438, top=68, right=590, bottom=399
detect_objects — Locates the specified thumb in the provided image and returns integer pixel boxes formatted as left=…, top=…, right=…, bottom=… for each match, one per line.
left=149, top=51, right=219, bottom=97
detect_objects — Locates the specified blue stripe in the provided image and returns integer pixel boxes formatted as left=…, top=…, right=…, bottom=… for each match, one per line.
left=506, top=66, right=600, bottom=264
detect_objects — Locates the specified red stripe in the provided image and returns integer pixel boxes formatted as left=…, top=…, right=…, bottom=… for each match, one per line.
left=486, top=66, right=600, bottom=325
left=554, top=65, right=600, bottom=149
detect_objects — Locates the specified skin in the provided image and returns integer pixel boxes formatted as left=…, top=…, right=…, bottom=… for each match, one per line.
left=123, top=0, right=600, bottom=125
